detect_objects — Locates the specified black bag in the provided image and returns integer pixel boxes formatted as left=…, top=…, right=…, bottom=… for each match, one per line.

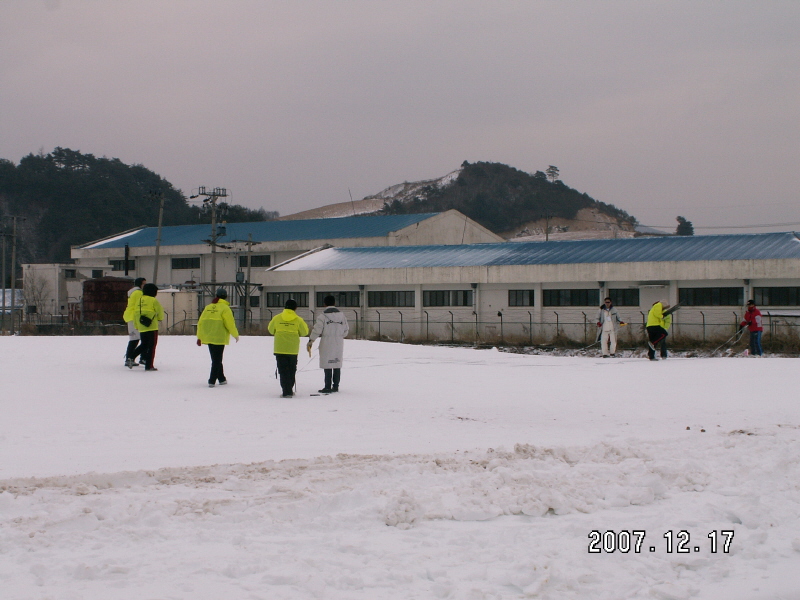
left=138, top=296, right=152, bottom=327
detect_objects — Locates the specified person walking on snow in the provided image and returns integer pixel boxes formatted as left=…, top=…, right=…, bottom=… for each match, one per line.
left=123, top=277, right=146, bottom=367
left=307, top=295, right=349, bottom=393
left=646, top=300, right=672, bottom=361
left=596, top=297, right=625, bottom=357
left=267, top=299, right=309, bottom=398
left=740, top=299, right=763, bottom=356
left=134, top=283, right=164, bottom=371
left=197, top=288, right=239, bottom=387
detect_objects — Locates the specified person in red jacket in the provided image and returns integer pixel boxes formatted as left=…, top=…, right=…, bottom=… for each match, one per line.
left=739, top=299, right=763, bottom=356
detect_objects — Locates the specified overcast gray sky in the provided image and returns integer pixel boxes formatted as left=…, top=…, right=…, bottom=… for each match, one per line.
left=1, top=0, right=798, bottom=233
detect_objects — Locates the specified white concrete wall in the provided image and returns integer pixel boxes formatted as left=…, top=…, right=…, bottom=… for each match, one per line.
left=391, top=210, right=503, bottom=245
left=256, top=261, right=800, bottom=344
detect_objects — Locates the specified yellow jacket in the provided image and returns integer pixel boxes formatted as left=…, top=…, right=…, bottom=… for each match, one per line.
left=197, top=299, right=239, bottom=345
left=123, top=288, right=142, bottom=323
left=646, top=302, right=671, bottom=329
left=268, top=309, right=309, bottom=355
left=133, top=294, right=164, bottom=332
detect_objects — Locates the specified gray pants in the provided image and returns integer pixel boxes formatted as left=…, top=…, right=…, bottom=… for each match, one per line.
left=127, top=320, right=141, bottom=340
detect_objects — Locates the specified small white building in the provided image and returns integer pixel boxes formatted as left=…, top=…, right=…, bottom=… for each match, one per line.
left=21, top=263, right=89, bottom=319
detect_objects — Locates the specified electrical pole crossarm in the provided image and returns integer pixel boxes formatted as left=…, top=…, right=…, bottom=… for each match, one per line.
left=193, top=187, right=229, bottom=286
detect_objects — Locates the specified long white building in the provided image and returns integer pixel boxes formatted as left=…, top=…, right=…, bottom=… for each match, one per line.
left=260, top=232, right=800, bottom=345
left=21, top=216, right=800, bottom=346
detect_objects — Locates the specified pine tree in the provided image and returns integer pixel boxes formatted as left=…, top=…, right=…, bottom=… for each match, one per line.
left=676, top=216, right=694, bottom=236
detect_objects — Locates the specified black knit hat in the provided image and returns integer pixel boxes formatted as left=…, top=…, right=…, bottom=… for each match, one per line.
left=215, top=288, right=227, bottom=299
left=142, top=283, right=158, bottom=297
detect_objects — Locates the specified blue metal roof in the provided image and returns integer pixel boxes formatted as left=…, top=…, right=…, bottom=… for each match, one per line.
left=274, top=232, right=800, bottom=271
left=79, top=213, right=441, bottom=249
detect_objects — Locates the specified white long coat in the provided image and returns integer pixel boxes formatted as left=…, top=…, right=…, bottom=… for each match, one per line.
left=309, top=307, right=349, bottom=369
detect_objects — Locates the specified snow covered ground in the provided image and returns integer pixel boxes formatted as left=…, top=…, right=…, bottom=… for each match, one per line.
left=1, top=336, right=799, bottom=599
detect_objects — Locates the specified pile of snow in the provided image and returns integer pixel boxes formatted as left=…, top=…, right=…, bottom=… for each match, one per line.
left=1, top=337, right=799, bottom=599
left=364, top=169, right=461, bottom=202
left=281, top=169, right=462, bottom=221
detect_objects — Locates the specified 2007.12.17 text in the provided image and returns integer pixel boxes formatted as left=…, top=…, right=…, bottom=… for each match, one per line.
left=588, top=530, right=734, bottom=554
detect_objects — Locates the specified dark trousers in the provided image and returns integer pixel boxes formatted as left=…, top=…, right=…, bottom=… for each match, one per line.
left=140, top=330, right=158, bottom=369
left=275, top=353, right=298, bottom=395
left=324, top=368, right=341, bottom=390
left=208, top=344, right=226, bottom=384
left=646, top=326, right=668, bottom=359
left=126, top=340, right=142, bottom=361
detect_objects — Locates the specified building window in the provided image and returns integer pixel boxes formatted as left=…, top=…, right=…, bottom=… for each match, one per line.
left=171, top=257, right=200, bottom=270
left=237, top=293, right=261, bottom=308
left=316, top=291, right=361, bottom=308
left=543, top=289, right=600, bottom=307
left=64, top=269, right=76, bottom=279
left=109, top=259, right=136, bottom=271
left=609, top=288, right=640, bottom=306
left=753, top=287, right=800, bottom=306
left=679, top=287, right=743, bottom=306
left=509, top=290, right=535, bottom=307
left=423, top=290, right=473, bottom=307
left=239, top=255, right=271, bottom=268
left=265, top=292, right=308, bottom=308
left=368, top=291, right=415, bottom=307
left=91, top=270, right=104, bottom=279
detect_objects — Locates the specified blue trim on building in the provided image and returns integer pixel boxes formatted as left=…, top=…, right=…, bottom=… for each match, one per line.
left=273, top=232, right=800, bottom=271
left=79, top=213, right=441, bottom=249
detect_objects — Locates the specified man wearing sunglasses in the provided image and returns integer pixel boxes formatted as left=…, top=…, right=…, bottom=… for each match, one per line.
left=596, top=297, right=625, bottom=357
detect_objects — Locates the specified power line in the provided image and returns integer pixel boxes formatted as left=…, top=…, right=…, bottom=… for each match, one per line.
left=639, top=221, right=800, bottom=230
left=528, top=214, right=800, bottom=231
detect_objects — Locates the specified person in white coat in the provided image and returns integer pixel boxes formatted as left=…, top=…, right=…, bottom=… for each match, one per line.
left=306, top=295, right=350, bottom=394
left=596, top=297, right=625, bottom=357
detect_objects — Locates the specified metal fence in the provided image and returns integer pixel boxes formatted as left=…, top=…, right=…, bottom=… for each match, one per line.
left=8, top=310, right=800, bottom=352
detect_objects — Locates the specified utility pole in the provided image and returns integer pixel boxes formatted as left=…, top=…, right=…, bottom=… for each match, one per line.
left=149, top=190, right=165, bottom=285
left=5, top=216, right=26, bottom=335
left=231, top=233, right=262, bottom=332
left=190, top=187, right=228, bottom=286
left=1, top=229, right=6, bottom=334
left=244, top=234, right=261, bottom=331
left=245, top=234, right=253, bottom=331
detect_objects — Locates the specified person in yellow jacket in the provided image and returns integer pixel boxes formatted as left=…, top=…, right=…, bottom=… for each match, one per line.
left=123, top=277, right=146, bottom=368
left=267, top=298, right=309, bottom=398
left=646, top=300, right=672, bottom=361
left=134, top=283, right=164, bottom=371
left=196, top=288, right=239, bottom=388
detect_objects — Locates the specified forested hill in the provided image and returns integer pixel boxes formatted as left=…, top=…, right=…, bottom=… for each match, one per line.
left=0, top=148, right=274, bottom=264
left=379, top=161, right=637, bottom=236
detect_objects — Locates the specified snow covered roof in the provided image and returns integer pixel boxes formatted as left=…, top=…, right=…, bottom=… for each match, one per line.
left=272, top=232, right=800, bottom=271
left=77, top=213, right=442, bottom=249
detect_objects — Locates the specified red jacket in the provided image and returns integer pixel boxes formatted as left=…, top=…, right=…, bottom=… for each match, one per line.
left=740, top=307, right=763, bottom=332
